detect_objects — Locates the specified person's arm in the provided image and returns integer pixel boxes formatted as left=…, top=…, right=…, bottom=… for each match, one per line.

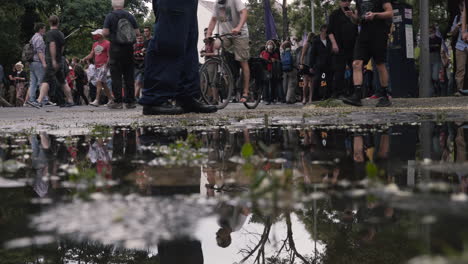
left=299, top=42, right=308, bottom=68
left=366, top=2, right=393, bottom=21
left=309, top=40, right=318, bottom=71
left=83, top=47, right=95, bottom=61
left=327, top=13, right=339, bottom=53
left=50, top=41, right=58, bottom=70
left=37, top=39, right=47, bottom=68
left=451, top=16, right=461, bottom=36
left=329, top=33, right=339, bottom=54
left=103, top=14, right=111, bottom=38
left=232, top=9, right=248, bottom=35
left=207, top=16, right=217, bottom=37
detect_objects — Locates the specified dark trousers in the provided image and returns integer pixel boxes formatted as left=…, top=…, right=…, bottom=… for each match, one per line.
left=73, top=83, right=89, bottom=105
left=139, top=0, right=200, bottom=106
left=331, top=52, right=354, bottom=95
left=109, top=44, right=135, bottom=104
left=314, top=68, right=333, bottom=99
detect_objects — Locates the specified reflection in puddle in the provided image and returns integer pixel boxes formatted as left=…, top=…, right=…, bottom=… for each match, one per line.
left=1, top=123, right=468, bottom=263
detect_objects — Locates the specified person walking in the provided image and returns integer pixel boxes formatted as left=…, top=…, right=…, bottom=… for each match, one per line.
left=260, top=40, right=279, bottom=105
left=327, top=0, right=358, bottom=98
left=299, top=33, right=315, bottom=104
left=310, top=25, right=333, bottom=100
left=452, top=1, right=468, bottom=96
left=429, top=25, right=443, bottom=96
left=83, top=29, right=114, bottom=106
left=103, top=0, right=139, bottom=109
left=27, top=15, right=75, bottom=108
left=342, top=0, right=393, bottom=107
left=28, top=23, right=47, bottom=105
left=138, top=0, right=217, bottom=115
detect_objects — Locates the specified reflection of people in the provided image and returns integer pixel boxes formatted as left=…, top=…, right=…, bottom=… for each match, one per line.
left=216, top=202, right=250, bottom=248
left=31, top=133, right=51, bottom=197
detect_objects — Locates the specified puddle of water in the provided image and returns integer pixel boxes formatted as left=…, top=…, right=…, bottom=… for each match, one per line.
left=1, top=122, right=468, bottom=263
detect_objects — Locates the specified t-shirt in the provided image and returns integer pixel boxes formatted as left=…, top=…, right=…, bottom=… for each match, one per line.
left=92, top=40, right=110, bottom=68
left=327, top=8, right=358, bottom=51
left=356, top=0, right=391, bottom=32
left=214, top=0, right=249, bottom=38
left=103, top=9, right=139, bottom=45
left=44, top=29, right=65, bottom=64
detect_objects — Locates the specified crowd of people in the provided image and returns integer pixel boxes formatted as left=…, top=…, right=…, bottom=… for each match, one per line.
left=1, top=0, right=468, bottom=112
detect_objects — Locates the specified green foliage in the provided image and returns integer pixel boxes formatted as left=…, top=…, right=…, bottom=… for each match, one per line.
left=241, top=143, right=255, bottom=158
left=0, top=0, right=150, bottom=66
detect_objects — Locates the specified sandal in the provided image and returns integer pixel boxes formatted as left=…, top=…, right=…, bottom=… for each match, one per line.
left=239, top=95, right=248, bottom=103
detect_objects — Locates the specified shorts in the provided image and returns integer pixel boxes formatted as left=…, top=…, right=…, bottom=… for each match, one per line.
left=42, top=64, right=65, bottom=86
left=354, top=28, right=389, bottom=65
left=94, top=66, right=108, bottom=83
left=222, top=37, right=250, bottom=62
left=300, top=65, right=314, bottom=77
left=135, top=68, right=144, bottom=82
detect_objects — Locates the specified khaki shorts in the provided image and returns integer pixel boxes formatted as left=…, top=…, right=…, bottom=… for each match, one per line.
left=222, top=37, right=250, bottom=62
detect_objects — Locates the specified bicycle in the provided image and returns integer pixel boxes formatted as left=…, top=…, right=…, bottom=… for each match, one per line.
left=199, top=33, right=267, bottom=110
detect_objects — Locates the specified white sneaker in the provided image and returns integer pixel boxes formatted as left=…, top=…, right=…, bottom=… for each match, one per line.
left=90, top=100, right=100, bottom=107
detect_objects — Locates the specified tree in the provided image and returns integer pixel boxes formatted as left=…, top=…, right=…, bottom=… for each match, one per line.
left=0, top=0, right=150, bottom=67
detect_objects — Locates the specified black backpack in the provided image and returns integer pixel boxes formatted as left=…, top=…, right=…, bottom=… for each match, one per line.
left=22, top=40, right=34, bottom=62
left=112, top=11, right=136, bottom=45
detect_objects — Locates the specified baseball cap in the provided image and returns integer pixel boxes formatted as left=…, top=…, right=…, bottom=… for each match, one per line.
left=91, top=29, right=103, bottom=36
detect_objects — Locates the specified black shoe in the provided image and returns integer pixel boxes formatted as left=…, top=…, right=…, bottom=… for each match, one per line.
left=107, top=101, right=123, bottom=109
left=59, top=102, right=75, bottom=108
left=142, top=102, right=184, bottom=116
left=125, top=102, right=137, bottom=109
left=376, top=96, right=392, bottom=107
left=177, top=97, right=217, bottom=113
left=342, top=92, right=363, bottom=107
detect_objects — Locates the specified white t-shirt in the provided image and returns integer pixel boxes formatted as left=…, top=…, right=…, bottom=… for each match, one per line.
left=214, top=0, right=249, bottom=38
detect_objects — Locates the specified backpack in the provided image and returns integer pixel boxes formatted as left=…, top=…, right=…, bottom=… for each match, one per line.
left=113, top=11, right=136, bottom=45
left=22, top=40, right=34, bottom=62
left=281, top=50, right=293, bottom=72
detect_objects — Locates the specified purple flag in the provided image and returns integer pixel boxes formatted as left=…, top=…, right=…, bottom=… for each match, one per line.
left=264, top=0, right=278, bottom=40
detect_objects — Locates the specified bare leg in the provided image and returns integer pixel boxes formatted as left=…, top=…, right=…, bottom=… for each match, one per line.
left=36, top=83, right=50, bottom=103
left=308, top=79, right=314, bottom=103
left=93, top=82, right=103, bottom=105
left=375, top=63, right=389, bottom=88
left=352, top=60, right=364, bottom=86
left=302, top=76, right=309, bottom=104
left=62, top=83, right=74, bottom=104
left=240, top=61, right=250, bottom=102
left=101, top=82, right=114, bottom=102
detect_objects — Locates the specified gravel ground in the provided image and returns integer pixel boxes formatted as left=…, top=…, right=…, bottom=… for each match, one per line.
left=0, top=97, right=468, bottom=134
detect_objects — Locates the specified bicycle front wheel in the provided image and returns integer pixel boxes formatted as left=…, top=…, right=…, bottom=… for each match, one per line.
left=243, top=78, right=263, bottom=109
left=199, top=59, right=234, bottom=110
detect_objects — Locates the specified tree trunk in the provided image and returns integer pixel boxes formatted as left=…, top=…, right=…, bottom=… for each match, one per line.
left=282, top=0, right=288, bottom=41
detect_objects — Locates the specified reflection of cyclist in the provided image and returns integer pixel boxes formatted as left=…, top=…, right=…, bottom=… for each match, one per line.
left=207, top=0, right=251, bottom=103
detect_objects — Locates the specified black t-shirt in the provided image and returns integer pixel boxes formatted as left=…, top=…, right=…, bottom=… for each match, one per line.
left=13, top=71, right=27, bottom=84
left=429, top=36, right=442, bottom=53
left=356, top=0, right=391, bottom=32
left=103, top=9, right=139, bottom=45
left=44, top=29, right=65, bottom=64
left=327, top=8, right=358, bottom=51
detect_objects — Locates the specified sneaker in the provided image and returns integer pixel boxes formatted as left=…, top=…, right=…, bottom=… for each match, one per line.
left=376, top=96, right=392, bottom=107
left=367, top=94, right=380, bottom=100
left=44, top=101, right=57, bottom=106
left=107, top=101, right=123, bottom=109
left=125, top=102, right=137, bottom=109
left=60, top=102, right=75, bottom=108
left=26, top=101, right=42, bottom=109
left=90, top=100, right=100, bottom=107
left=342, top=92, right=363, bottom=107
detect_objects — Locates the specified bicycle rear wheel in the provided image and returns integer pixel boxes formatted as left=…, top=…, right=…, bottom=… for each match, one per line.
left=199, top=59, right=234, bottom=110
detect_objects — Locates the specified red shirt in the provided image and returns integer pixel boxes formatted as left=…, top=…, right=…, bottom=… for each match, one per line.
left=93, top=40, right=110, bottom=68
left=260, top=50, right=279, bottom=72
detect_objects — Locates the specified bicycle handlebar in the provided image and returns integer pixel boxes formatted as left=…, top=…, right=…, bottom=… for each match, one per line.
left=204, top=32, right=241, bottom=41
